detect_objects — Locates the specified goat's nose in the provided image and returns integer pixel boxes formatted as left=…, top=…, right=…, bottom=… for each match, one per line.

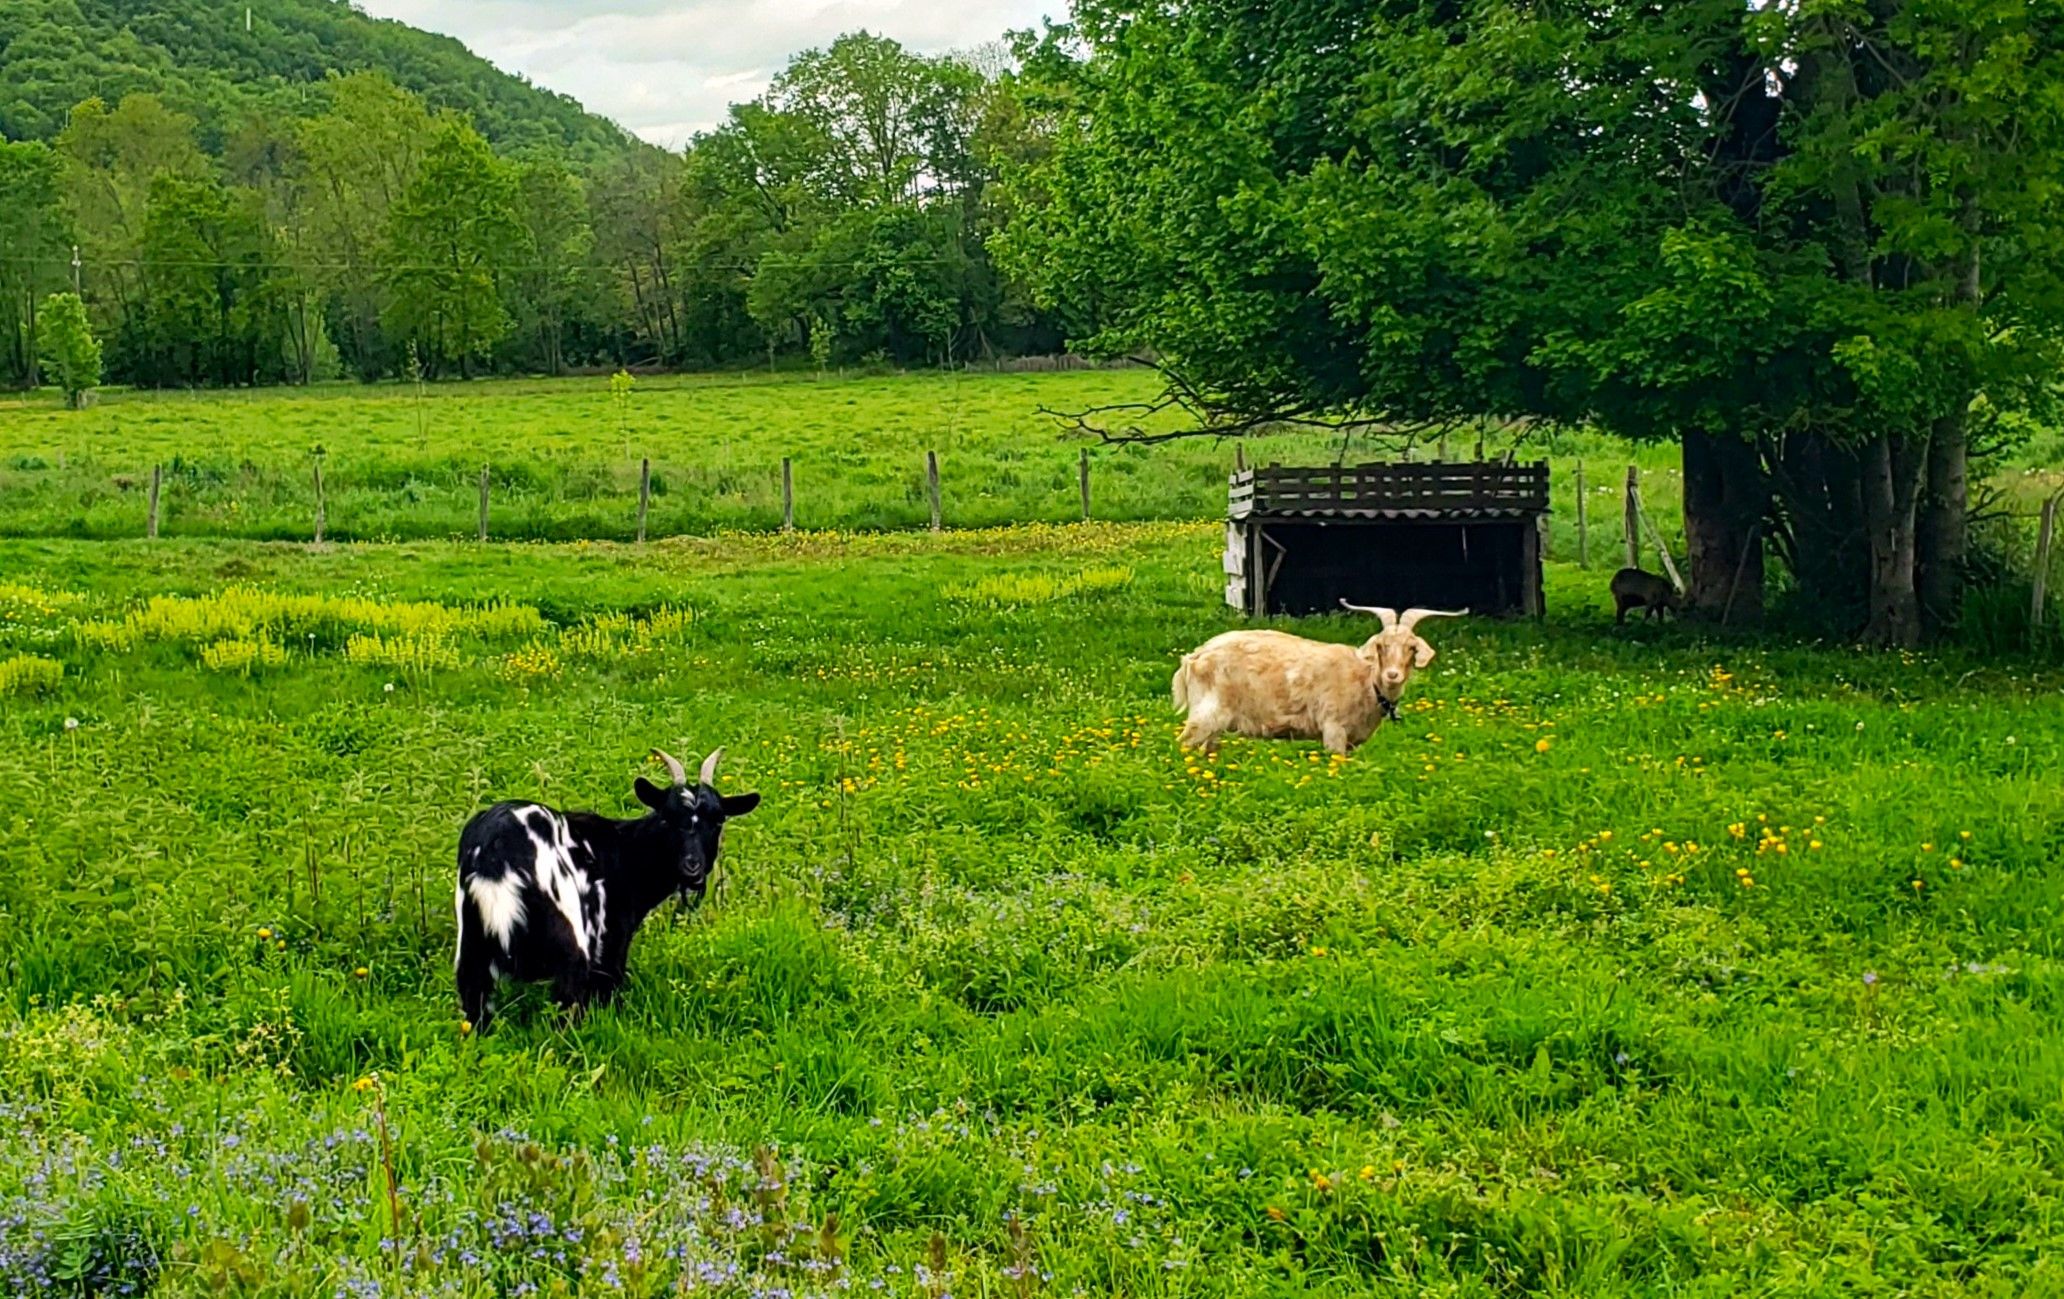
left=1382, top=668, right=1405, bottom=685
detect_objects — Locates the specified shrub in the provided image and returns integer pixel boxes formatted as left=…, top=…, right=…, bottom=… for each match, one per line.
left=344, top=632, right=461, bottom=674
left=0, top=653, right=62, bottom=695
left=38, top=292, right=100, bottom=410
left=200, top=636, right=289, bottom=676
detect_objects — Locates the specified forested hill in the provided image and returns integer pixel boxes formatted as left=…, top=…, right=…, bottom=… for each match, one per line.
left=0, top=0, right=635, bottom=160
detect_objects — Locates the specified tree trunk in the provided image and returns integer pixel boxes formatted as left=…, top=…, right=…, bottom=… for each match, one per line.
left=23, top=289, right=40, bottom=389
left=1682, top=428, right=1766, bottom=623
left=1918, top=232, right=1980, bottom=638
left=1916, top=411, right=1967, bottom=636
left=1859, top=430, right=1926, bottom=647
left=625, top=262, right=659, bottom=359
left=1768, top=430, right=1864, bottom=628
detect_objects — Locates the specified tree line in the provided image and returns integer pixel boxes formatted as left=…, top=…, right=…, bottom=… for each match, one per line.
left=7, top=4, right=2060, bottom=647
left=0, top=32, right=1068, bottom=391
left=997, top=0, right=2064, bottom=647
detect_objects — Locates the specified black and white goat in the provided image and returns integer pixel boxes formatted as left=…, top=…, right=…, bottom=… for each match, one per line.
left=454, top=747, right=759, bottom=1031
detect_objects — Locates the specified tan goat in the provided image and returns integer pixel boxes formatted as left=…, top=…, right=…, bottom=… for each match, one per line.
left=1171, top=603, right=1466, bottom=755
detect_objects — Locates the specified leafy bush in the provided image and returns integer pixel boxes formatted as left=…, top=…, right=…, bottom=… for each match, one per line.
left=0, top=653, right=62, bottom=694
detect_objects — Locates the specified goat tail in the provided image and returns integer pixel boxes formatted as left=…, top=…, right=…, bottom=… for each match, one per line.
left=1171, top=656, right=1192, bottom=713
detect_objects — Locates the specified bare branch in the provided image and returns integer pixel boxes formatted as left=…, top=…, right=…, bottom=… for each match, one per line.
left=1038, top=354, right=1472, bottom=450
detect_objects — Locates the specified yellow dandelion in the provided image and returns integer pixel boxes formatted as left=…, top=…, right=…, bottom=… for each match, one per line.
left=353, top=966, right=369, bottom=979
left=1535, top=738, right=1551, bottom=753
left=256, top=927, right=272, bottom=940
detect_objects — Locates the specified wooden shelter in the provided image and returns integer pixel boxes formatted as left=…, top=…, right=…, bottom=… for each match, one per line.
left=1223, top=461, right=1549, bottom=618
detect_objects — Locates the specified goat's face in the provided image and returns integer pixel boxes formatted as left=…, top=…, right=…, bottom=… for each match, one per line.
left=636, top=748, right=761, bottom=895
left=1358, top=628, right=1436, bottom=696
left=1340, top=603, right=1467, bottom=698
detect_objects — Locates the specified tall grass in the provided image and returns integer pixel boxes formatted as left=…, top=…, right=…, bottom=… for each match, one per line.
left=0, top=370, right=1680, bottom=547
left=1, top=525, right=2060, bottom=1293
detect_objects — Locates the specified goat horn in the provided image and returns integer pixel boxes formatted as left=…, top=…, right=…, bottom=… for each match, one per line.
left=651, top=748, right=687, bottom=786
left=698, top=747, right=725, bottom=786
left=1338, top=599, right=1399, bottom=630
left=1397, top=607, right=1468, bottom=632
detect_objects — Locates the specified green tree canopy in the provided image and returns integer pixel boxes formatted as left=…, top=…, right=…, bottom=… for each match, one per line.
left=383, top=118, right=522, bottom=377
left=1005, top=0, right=2064, bottom=644
left=0, top=138, right=68, bottom=387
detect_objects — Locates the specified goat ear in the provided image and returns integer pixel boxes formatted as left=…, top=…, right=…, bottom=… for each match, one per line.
left=633, top=777, right=668, bottom=809
left=719, top=791, right=761, bottom=818
left=1412, top=637, right=1436, bottom=668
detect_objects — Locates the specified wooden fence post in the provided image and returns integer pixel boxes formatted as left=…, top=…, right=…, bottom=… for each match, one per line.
left=1079, top=448, right=1092, bottom=521
left=637, top=458, right=651, bottom=543
left=781, top=457, right=795, bottom=532
left=927, top=450, right=941, bottom=532
left=311, top=457, right=326, bottom=545
left=1623, top=465, right=1640, bottom=569
left=2034, top=491, right=2061, bottom=640
left=1574, top=459, right=1589, bottom=569
left=147, top=464, right=162, bottom=540
left=478, top=465, right=491, bottom=542
left=1721, top=523, right=1762, bottom=627
left=1635, top=494, right=1686, bottom=594
left=1538, top=513, right=1552, bottom=561
left=1234, top=445, right=1247, bottom=474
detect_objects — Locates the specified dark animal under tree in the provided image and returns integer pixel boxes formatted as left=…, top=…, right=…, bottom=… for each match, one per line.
left=454, top=747, right=760, bottom=1031
left=1611, top=567, right=1680, bottom=624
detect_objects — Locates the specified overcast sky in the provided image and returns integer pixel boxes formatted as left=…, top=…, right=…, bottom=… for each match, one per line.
left=353, top=0, right=1061, bottom=147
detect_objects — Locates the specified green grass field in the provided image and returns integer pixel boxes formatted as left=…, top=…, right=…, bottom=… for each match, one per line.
left=0, top=371, right=1686, bottom=546
left=3, top=520, right=2061, bottom=1296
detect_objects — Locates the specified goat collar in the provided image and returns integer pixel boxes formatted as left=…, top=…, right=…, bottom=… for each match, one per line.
left=1374, top=689, right=1402, bottom=723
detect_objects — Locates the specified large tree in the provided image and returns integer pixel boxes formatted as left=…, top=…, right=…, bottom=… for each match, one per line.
left=0, top=138, right=68, bottom=387
left=382, top=118, right=522, bottom=378
left=508, top=158, right=595, bottom=375
left=297, top=72, right=435, bottom=380
left=1006, top=0, right=2064, bottom=645
left=134, top=172, right=278, bottom=386
left=53, top=93, right=209, bottom=370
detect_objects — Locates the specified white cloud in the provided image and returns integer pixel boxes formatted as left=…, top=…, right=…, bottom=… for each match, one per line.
left=354, top=0, right=1060, bottom=146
